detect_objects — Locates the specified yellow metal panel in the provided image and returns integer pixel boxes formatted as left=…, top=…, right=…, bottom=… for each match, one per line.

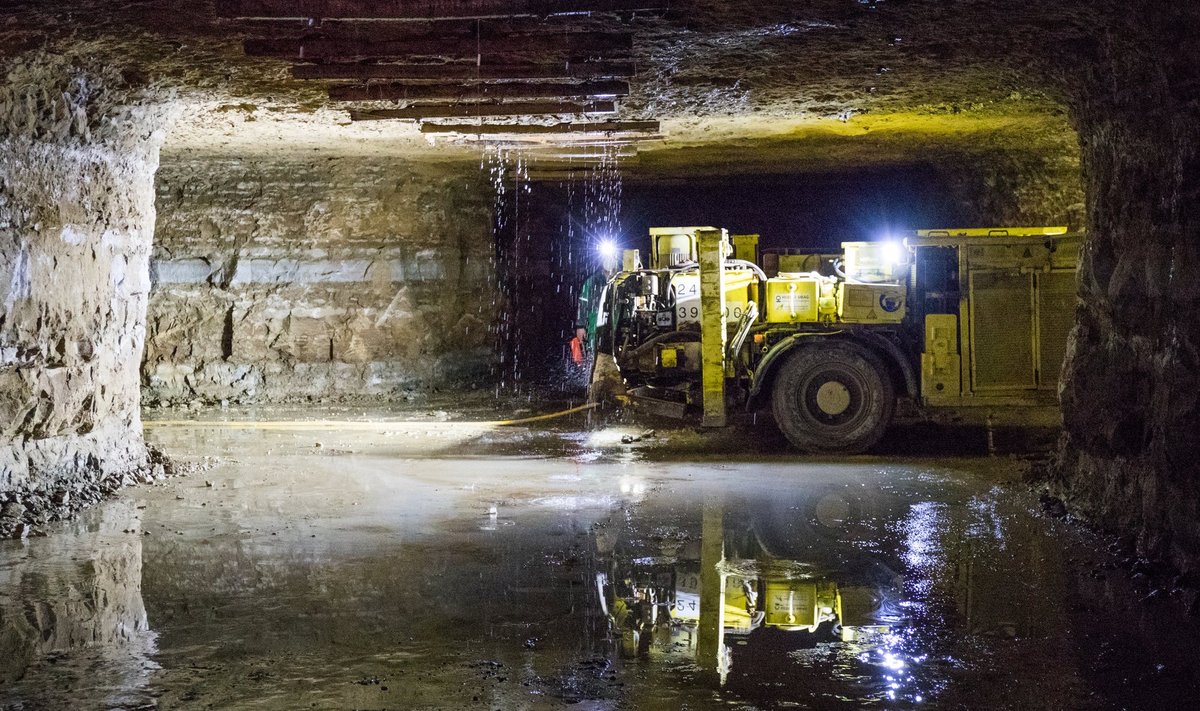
left=696, top=502, right=726, bottom=674
left=924, top=313, right=959, bottom=353
left=650, top=226, right=720, bottom=235
left=698, top=228, right=728, bottom=427
left=777, top=253, right=824, bottom=273
left=649, top=226, right=718, bottom=269
left=1036, top=271, right=1077, bottom=389
left=969, top=270, right=1036, bottom=390
left=763, top=581, right=816, bottom=627
left=731, top=233, right=760, bottom=263
left=922, top=353, right=962, bottom=400
left=660, top=346, right=678, bottom=368
left=837, top=283, right=906, bottom=324
left=957, top=245, right=972, bottom=396
left=764, top=276, right=819, bottom=322
left=914, top=226, right=1068, bottom=238
left=722, top=578, right=758, bottom=632
left=965, top=242, right=1052, bottom=270
left=922, top=313, right=961, bottom=401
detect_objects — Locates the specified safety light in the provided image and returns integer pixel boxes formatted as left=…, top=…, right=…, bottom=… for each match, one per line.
left=882, top=240, right=904, bottom=266
left=598, top=239, right=618, bottom=259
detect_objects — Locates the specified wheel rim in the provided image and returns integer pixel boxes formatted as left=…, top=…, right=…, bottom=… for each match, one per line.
left=814, top=380, right=852, bottom=416
left=801, top=368, right=866, bottom=427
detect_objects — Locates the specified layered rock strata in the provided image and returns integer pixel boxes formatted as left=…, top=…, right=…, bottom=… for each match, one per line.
left=0, top=54, right=173, bottom=534
left=143, top=156, right=497, bottom=404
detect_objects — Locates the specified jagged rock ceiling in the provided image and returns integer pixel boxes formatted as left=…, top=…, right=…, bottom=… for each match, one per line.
left=0, top=0, right=1096, bottom=176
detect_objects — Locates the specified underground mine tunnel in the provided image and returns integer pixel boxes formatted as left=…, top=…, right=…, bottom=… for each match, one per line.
left=2, top=0, right=1199, bottom=708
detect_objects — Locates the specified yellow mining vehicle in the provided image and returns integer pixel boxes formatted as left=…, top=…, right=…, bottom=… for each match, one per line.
left=594, top=226, right=1080, bottom=452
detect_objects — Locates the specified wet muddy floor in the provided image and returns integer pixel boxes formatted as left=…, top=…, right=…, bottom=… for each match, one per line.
left=3, top=406, right=1199, bottom=710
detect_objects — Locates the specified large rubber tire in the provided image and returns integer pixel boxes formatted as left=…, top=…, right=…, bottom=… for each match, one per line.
left=770, top=341, right=895, bottom=453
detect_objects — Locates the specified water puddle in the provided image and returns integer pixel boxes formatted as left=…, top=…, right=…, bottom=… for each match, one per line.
left=2, top=427, right=1198, bottom=709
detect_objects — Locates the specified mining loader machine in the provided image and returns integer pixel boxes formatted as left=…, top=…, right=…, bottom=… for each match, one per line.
left=593, top=226, right=1080, bottom=453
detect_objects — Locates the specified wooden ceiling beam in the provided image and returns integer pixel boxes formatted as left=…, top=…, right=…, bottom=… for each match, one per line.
left=246, top=32, right=632, bottom=60
left=349, top=100, right=616, bottom=120
left=218, top=0, right=668, bottom=20
left=329, top=79, right=628, bottom=101
left=240, top=19, right=613, bottom=41
left=292, top=60, right=635, bottom=81
left=420, top=120, right=659, bottom=134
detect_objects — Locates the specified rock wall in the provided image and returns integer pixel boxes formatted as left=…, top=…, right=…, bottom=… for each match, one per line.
left=0, top=53, right=171, bottom=526
left=143, top=156, right=497, bottom=404
left=933, top=140, right=1084, bottom=229
left=1056, top=3, right=1200, bottom=573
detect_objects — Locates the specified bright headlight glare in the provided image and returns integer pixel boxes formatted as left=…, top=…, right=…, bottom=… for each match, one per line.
left=882, top=240, right=903, bottom=266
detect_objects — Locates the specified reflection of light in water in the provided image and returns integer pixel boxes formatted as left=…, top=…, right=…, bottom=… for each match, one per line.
left=532, top=495, right=617, bottom=510
left=619, top=476, right=646, bottom=496
left=480, top=503, right=500, bottom=531
left=899, top=501, right=948, bottom=607
left=852, top=500, right=949, bottom=705
left=967, top=488, right=1007, bottom=549
left=869, top=637, right=919, bottom=703
left=584, top=428, right=644, bottom=447
left=903, top=501, right=943, bottom=569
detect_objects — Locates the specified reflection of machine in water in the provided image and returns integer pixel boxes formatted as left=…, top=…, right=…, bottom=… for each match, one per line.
left=672, top=559, right=844, bottom=636
left=595, top=481, right=1067, bottom=707
left=594, top=496, right=902, bottom=684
